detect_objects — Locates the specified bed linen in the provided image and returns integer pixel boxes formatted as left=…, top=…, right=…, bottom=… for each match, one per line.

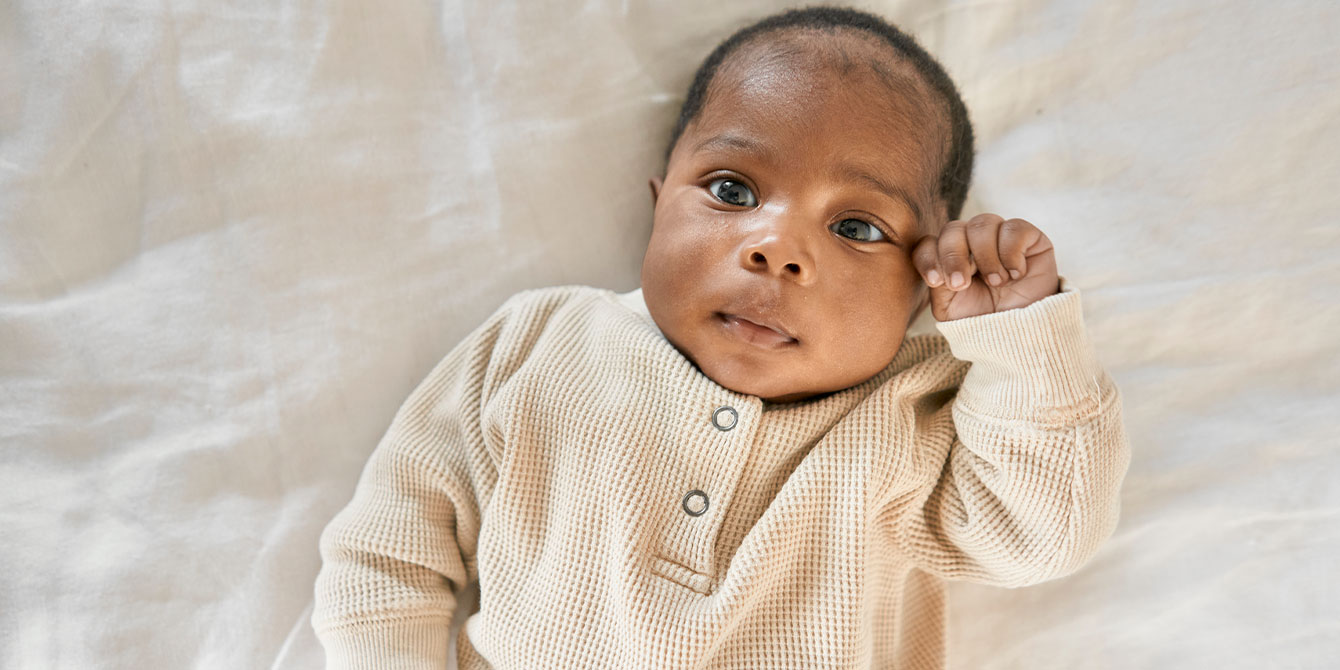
left=1, top=1, right=1336, bottom=668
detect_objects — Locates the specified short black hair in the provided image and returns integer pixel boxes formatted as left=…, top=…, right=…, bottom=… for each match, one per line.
left=665, top=6, right=974, bottom=222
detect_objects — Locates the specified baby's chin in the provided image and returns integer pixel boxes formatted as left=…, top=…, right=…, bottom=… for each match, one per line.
left=696, top=357, right=837, bottom=404
left=719, top=378, right=821, bottom=404
left=692, top=338, right=908, bottom=403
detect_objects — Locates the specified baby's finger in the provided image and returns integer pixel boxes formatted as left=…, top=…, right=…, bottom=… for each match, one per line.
left=911, top=235, right=943, bottom=287
left=965, top=213, right=1007, bottom=286
left=998, top=217, right=1042, bottom=279
left=936, top=220, right=974, bottom=290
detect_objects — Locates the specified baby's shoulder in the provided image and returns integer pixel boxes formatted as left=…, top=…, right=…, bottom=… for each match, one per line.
left=484, top=284, right=649, bottom=355
left=847, top=331, right=966, bottom=403
left=486, top=284, right=623, bottom=328
left=500, top=284, right=611, bottom=311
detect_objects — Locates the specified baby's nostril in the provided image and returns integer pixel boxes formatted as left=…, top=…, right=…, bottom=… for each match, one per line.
left=751, top=252, right=767, bottom=265
left=785, top=263, right=801, bottom=274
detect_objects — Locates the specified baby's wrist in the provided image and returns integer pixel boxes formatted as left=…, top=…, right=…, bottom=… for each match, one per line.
left=935, top=283, right=1105, bottom=422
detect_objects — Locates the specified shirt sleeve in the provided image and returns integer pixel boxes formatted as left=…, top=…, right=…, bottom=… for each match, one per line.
left=895, top=279, right=1132, bottom=588
left=310, top=297, right=519, bottom=670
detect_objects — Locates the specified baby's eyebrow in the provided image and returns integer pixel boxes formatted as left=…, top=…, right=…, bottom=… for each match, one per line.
left=693, top=133, right=778, bottom=163
left=842, top=165, right=923, bottom=229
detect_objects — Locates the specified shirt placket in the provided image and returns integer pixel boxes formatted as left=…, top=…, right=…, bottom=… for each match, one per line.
left=650, top=394, right=759, bottom=595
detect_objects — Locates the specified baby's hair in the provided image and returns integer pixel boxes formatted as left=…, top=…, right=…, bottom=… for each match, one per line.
left=665, top=6, right=975, bottom=221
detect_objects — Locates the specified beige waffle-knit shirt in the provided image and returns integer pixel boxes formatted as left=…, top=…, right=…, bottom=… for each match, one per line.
left=313, top=281, right=1129, bottom=669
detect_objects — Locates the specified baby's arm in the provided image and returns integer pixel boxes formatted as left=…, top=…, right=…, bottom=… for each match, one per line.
left=312, top=304, right=513, bottom=669
left=893, top=215, right=1131, bottom=587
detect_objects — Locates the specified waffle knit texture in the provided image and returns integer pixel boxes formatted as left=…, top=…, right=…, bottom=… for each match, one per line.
left=312, top=281, right=1130, bottom=669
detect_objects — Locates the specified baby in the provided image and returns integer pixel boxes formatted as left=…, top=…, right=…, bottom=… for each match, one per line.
left=313, top=7, right=1130, bottom=670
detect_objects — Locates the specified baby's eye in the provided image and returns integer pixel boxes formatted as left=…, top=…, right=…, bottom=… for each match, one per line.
left=830, top=218, right=886, bottom=242
left=707, top=178, right=757, bottom=207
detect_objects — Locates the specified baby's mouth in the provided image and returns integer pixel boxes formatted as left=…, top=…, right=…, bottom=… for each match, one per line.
left=715, top=312, right=799, bottom=349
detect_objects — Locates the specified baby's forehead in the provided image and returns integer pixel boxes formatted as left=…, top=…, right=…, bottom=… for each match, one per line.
left=707, top=30, right=949, bottom=153
left=718, top=28, right=938, bottom=110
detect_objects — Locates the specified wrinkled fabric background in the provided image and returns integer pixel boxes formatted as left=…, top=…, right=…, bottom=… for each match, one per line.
left=1, top=1, right=1336, bottom=668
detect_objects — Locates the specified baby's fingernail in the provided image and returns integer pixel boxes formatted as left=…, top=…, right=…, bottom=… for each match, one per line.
left=927, top=269, right=942, bottom=286
left=1009, top=269, right=1022, bottom=279
left=987, top=273, right=1002, bottom=286
left=950, top=272, right=965, bottom=289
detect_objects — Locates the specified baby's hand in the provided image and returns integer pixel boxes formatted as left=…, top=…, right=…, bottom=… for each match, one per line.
left=912, top=214, right=1060, bottom=321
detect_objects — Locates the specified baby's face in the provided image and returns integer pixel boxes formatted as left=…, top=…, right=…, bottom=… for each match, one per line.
left=641, top=34, right=946, bottom=403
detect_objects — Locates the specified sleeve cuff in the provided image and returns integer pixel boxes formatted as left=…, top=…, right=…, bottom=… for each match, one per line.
left=316, top=617, right=451, bottom=670
left=933, top=277, right=1105, bottom=423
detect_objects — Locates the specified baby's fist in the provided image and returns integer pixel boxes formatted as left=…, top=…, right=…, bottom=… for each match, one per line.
left=912, top=214, right=1059, bottom=321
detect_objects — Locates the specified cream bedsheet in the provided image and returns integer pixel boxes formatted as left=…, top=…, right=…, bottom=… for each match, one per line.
left=2, top=1, right=1336, bottom=668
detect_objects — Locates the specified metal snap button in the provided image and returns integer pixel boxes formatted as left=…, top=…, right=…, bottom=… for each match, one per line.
left=711, top=406, right=738, bottom=431
left=682, top=489, right=709, bottom=517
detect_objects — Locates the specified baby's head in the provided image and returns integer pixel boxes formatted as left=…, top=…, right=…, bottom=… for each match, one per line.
left=641, top=6, right=974, bottom=403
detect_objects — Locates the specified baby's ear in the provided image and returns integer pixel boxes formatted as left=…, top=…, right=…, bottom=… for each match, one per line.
left=648, top=176, right=664, bottom=204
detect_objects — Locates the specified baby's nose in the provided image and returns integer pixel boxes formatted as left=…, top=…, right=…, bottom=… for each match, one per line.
left=739, top=221, right=816, bottom=285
